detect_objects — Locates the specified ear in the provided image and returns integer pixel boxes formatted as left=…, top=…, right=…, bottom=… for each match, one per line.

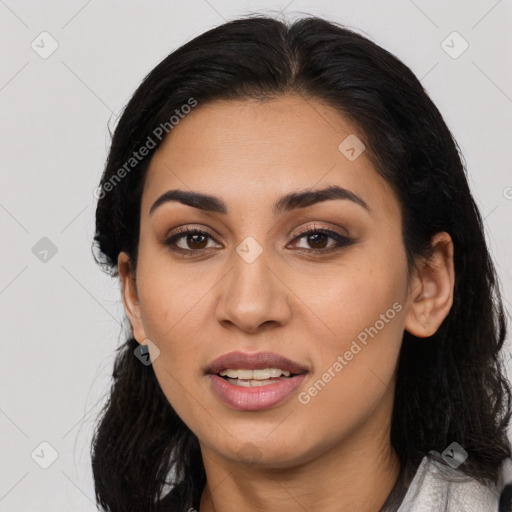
left=118, top=251, right=148, bottom=343
left=404, top=232, right=455, bottom=338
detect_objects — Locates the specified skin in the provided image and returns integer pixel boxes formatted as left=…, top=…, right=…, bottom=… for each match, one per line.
left=118, top=93, right=454, bottom=512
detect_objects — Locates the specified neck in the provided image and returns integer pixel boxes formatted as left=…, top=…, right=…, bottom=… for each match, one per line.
left=199, top=391, right=400, bottom=512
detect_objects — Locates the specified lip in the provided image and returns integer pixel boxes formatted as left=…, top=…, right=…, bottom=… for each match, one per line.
left=205, top=350, right=309, bottom=375
left=208, top=373, right=307, bottom=411
left=206, top=351, right=308, bottom=411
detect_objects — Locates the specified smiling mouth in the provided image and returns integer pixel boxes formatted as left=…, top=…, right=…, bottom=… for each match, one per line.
left=206, top=351, right=309, bottom=410
left=217, top=367, right=304, bottom=387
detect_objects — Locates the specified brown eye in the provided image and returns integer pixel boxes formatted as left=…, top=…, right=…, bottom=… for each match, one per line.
left=183, top=232, right=208, bottom=250
left=162, top=225, right=355, bottom=256
left=290, top=226, right=355, bottom=254
left=164, top=227, right=218, bottom=253
left=304, top=232, right=329, bottom=249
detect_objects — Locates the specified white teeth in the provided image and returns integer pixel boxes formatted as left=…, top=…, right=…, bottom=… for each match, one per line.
left=223, top=369, right=253, bottom=379
left=226, top=378, right=277, bottom=387
left=219, top=367, right=292, bottom=379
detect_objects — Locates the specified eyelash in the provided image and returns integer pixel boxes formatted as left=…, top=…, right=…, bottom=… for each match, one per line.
left=163, top=225, right=355, bottom=256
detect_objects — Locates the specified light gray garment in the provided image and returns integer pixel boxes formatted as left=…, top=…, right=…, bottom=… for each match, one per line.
left=396, top=451, right=511, bottom=512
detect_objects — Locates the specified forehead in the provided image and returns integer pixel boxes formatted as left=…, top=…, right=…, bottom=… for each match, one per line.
left=141, top=94, right=399, bottom=220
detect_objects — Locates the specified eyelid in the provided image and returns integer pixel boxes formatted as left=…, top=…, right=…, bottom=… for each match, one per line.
left=162, top=224, right=220, bottom=242
left=287, top=225, right=355, bottom=252
left=163, top=222, right=349, bottom=243
left=292, top=222, right=350, bottom=239
left=162, top=222, right=355, bottom=256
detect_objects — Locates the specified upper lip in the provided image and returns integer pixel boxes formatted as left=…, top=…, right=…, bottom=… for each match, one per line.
left=206, top=351, right=309, bottom=375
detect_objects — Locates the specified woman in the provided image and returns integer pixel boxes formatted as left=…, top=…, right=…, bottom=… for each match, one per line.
left=91, top=14, right=512, bottom=512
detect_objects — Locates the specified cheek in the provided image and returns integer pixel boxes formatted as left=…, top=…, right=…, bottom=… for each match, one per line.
left=141, top=298, right=208, bottom=430
left=134, top=260, right=216, bottom=411
left=294, top=303, right=404, bottom=449
left=296, top=250, right=406, bottom=420
left=308, top=286, right=404, bottom=402
left=303, top=256, right=407, bottom=355
left=136, top=247, right=216, bottom=347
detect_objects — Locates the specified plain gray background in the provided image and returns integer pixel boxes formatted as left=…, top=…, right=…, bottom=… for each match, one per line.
left=1, top=0, right=511, bottom=509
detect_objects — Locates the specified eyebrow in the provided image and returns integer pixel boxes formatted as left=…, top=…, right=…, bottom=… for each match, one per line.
left=149, top=185, right=371, bottom=216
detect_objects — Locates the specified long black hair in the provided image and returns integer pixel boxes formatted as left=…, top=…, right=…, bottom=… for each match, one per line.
left=91, top=14, right=512, bottom=511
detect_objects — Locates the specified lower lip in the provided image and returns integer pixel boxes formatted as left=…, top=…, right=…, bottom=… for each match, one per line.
left=208, top=373, right=307, bottom=411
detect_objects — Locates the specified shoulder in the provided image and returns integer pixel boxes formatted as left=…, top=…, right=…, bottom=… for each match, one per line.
left=499, top=457, right=512, bottom=512
left=397, top=452, right=512, bottom=512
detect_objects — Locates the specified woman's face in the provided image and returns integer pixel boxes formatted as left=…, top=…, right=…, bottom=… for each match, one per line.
left=121, top=93, right=417, bottom=468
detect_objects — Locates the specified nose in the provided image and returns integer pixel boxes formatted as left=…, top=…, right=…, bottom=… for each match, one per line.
left=216, top=246, right=292, bottom=333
